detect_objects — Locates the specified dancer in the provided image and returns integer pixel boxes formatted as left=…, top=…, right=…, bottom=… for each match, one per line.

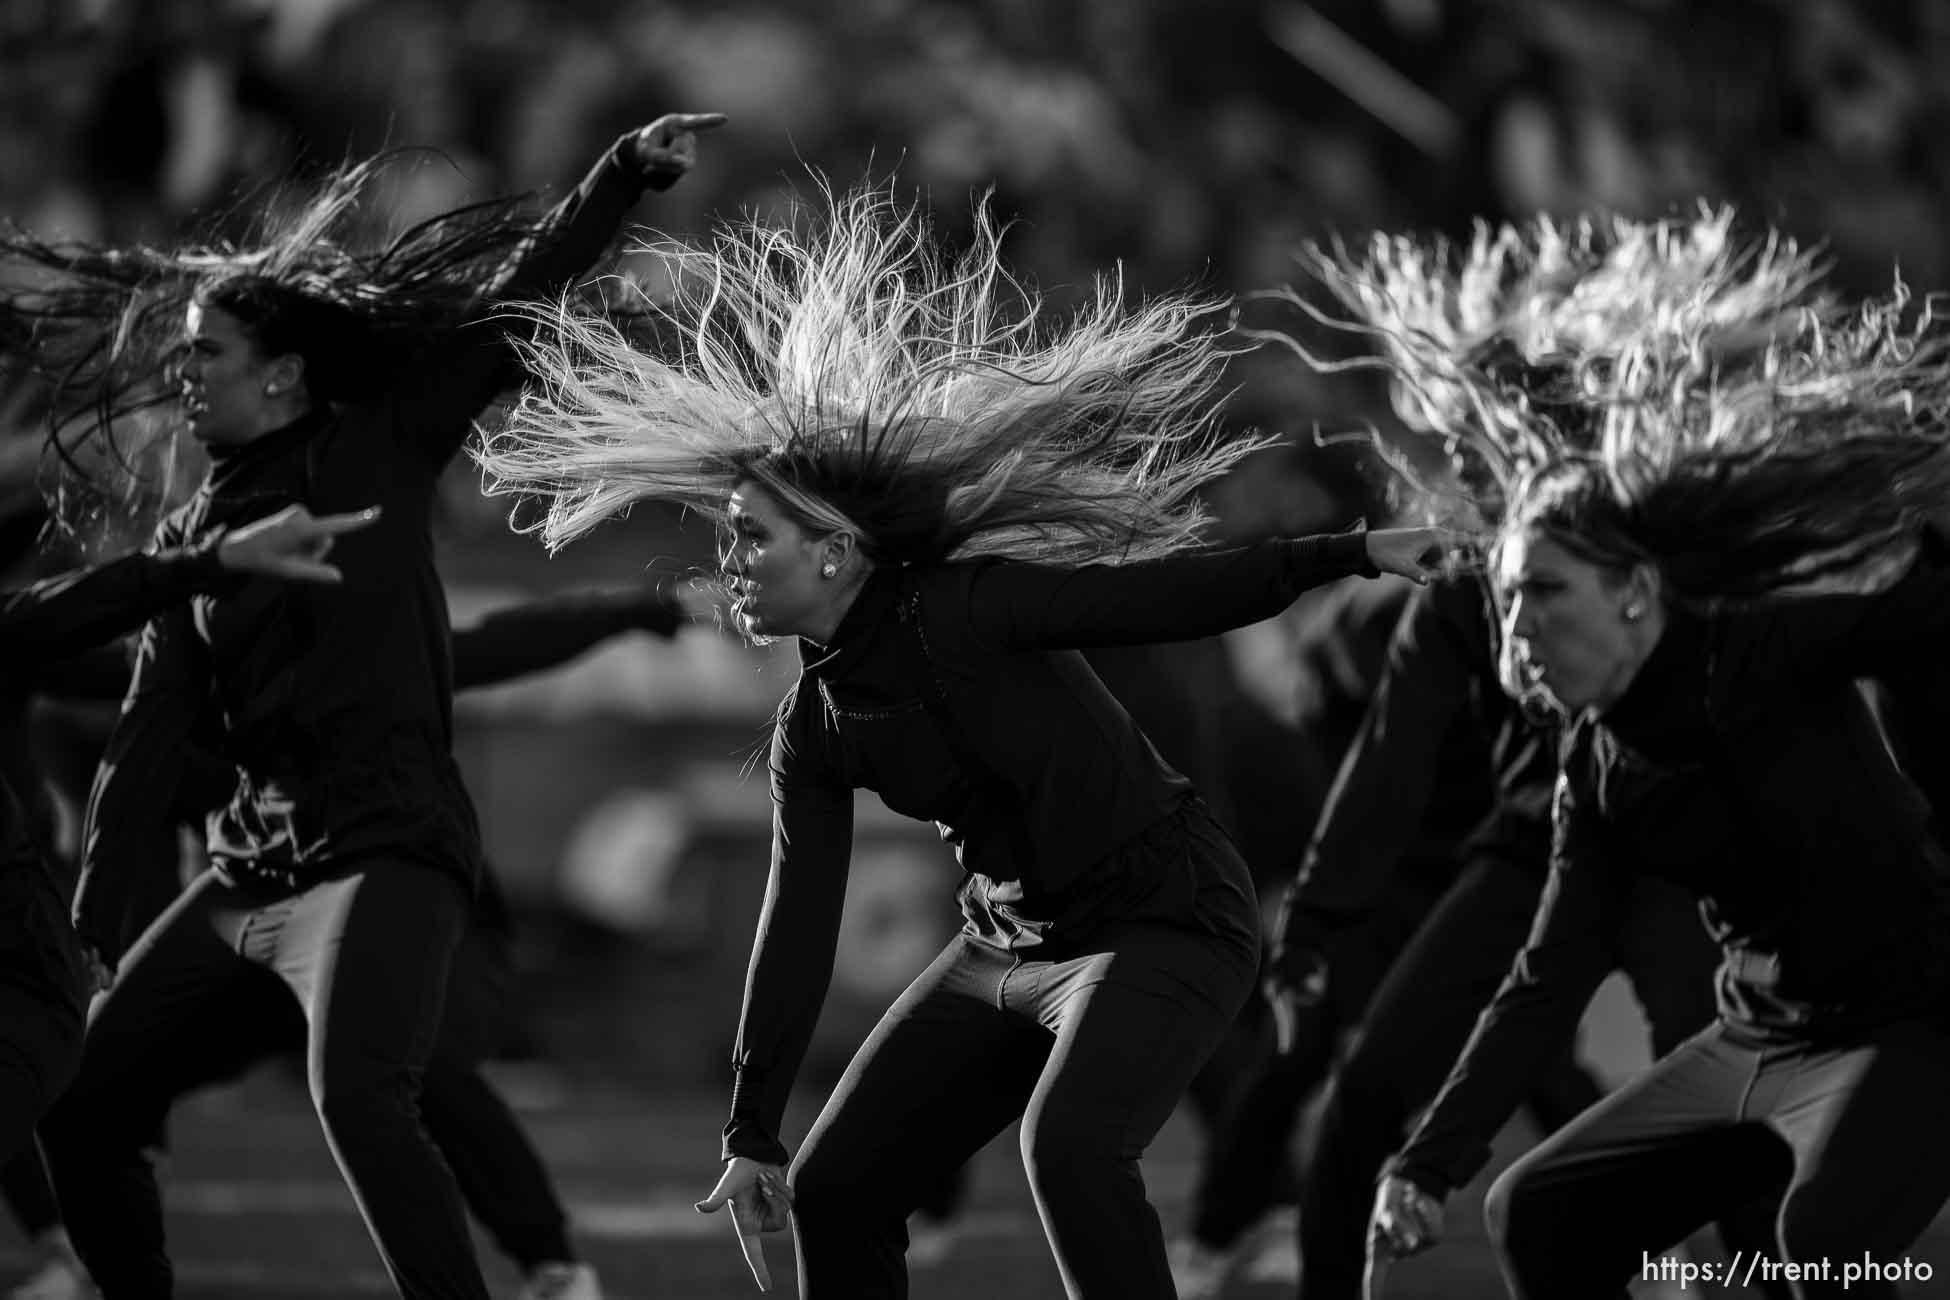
left=35, top=582, right=689, bottom=1300
left=1171, top=567, right=1613, bottom=1299
left=470, top=189, right=1456, bottom=1298
left=10, top=112, right=720, bottom=1300
left=0, top=503, right=370, bottom=1160
left=1270, top=570, right=1773, bottom=1300
left=1303, top=213, right=1950, bottom=1299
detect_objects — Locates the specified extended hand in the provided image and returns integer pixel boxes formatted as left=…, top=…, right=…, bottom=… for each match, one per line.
left=217, top=505, right=381, bottom=584
left=1364, top=526, right=1473, bottom=585
left=697, top=1156, right=792, bottom=1291
left=1370, top=1174, right=1445, bottom=1258
left=1262, top=946, right=1329, bottom=1054
left=80, top=944, right=114, bottom=993
left=633, top=112, right=729, bottom=186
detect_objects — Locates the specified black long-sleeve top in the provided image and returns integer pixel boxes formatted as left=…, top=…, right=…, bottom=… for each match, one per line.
left=1275, top=575, right=1552, bottom=965
left=723, top=533, right=1379, bottom=1164
left=73, top=134, right=667, bottom=961
left=1390, top=558, right=1950, bottom=1197
left=449, top=585, right=683, bottom=690
left=39, top=584, right=680, bottom=957
left=0, top=544, right=230, bottom=993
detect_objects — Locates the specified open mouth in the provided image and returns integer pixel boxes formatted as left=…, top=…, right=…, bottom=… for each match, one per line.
left=182, top=389, right=206, bottom=418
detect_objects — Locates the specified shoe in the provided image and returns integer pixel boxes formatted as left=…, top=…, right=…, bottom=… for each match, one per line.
left=8, top=1230, right=92, bottom=1300
left=1166, top=1234, right=1240, bottom=1300
left=517, top=1261, right=603, bottom=1300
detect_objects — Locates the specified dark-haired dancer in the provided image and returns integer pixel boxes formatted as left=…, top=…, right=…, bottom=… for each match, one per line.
left=0, top=503, right=369, bottom=1300
left=29, top=584, right=690, bottom=1300
left=12, top=113, right=720, bottom=1300
left=0, top=504, right=367, bottom=1154
left=1300, top=213, right=1950, bottom=1299
left=1169, top=567, right=1610, bottom=1297
left=470, top=190, right=1458, bottom=1299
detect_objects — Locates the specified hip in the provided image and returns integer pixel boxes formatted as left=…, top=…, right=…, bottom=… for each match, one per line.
left=959, top=796, right=1260, bottom=964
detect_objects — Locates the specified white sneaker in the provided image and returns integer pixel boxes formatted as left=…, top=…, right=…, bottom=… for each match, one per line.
left=517, top=1262, right=603, bottom=1300
left=1166, top=1235, right=1240, bottom=1300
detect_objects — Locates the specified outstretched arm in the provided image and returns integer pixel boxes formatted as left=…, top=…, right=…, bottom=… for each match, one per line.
left=452, top=583, right=686, bottom=691
left=391, top=112, right=726, bottom=466
left=0, top=502, right=371, bottom=670
left=1384, top=764, right=1628, bottom=1204
left=720, top=693, right=856, bottom=1167
left=956, top=527, right=1457, bottom=653
left=0, top=546, right=225, bottom=664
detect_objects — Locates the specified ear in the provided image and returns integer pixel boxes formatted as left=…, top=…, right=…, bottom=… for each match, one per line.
left=1620, top=562, right=1662, bottom=622
left=264, top=352, right=305, bottom=398
left=821, top=530, right=858, bottom=577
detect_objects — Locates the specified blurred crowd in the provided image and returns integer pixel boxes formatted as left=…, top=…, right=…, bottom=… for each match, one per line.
left=3, top=0, right=1950, bottom=1073
left=6, top=0, right=1949, bottom=498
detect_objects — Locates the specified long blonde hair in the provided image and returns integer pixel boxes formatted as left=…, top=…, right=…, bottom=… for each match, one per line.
left=1258, top=207, right=1950, bottom=602
left=473, top=185, right=1268, bottom=565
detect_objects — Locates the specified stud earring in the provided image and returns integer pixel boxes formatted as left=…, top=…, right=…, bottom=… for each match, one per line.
left=1623, top=602, right=1643, bottom=622
left=821, top=563, right=837, bottom=578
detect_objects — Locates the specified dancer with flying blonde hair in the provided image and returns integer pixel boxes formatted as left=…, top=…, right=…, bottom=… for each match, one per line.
left=1283, top=209, right=1950, bottom=1300
left=474, top=188, right=1456, bottom=1299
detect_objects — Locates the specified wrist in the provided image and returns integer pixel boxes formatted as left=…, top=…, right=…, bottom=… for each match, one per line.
left=1381, top=1156, right=1450, bottom=1201
left=1356, top=528, right=1385, bottom=578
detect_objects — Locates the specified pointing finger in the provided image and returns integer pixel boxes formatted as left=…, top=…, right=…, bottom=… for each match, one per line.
left=311, top=507, right=383, bottom=535
left=269, top=560, right=344, bottom=584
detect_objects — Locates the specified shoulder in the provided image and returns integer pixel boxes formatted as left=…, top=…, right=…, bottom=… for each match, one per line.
left=908, top=558, right=999, bottom=603
left=904, top=561, right=1005, bottom=657
left=770, top=678, right=841, bottom=780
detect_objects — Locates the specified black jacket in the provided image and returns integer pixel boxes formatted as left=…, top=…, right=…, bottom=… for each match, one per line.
left=74, top=132, right=666, bottom=961
left=724, top=532, right=1379, bottom=1164
left=1274, top=574, right=1552, bottom=972
left=0, top=543, right=230, bottom=1000
left=1391, top=557, right=1950, bottom=1196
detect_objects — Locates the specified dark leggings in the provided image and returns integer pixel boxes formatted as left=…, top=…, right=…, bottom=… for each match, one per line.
left=0, top=985, right=79, bottom=1194
left=0, top=863, right=86, bottom=1204
left=1, top=1143, right=63, bottom=1240
left=50, top=871, right=574, bottom=1279
left=1296, top=858, right=1751, bottom=1300
left=1189, top=861, right=1602, bottom=1251
left=1489, top=1019, right=1950, bottom=1299
left=42, top=865, right=487, bottom=1300
left=789, top=815, right=1261, bottom=1300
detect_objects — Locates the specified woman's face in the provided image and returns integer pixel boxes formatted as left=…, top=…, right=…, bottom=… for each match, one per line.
left=179, top=302, right=287, bottom=448
left=722, top=481, right=834, bottom=640
left=1496, top=527, right=1645, bottom=715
